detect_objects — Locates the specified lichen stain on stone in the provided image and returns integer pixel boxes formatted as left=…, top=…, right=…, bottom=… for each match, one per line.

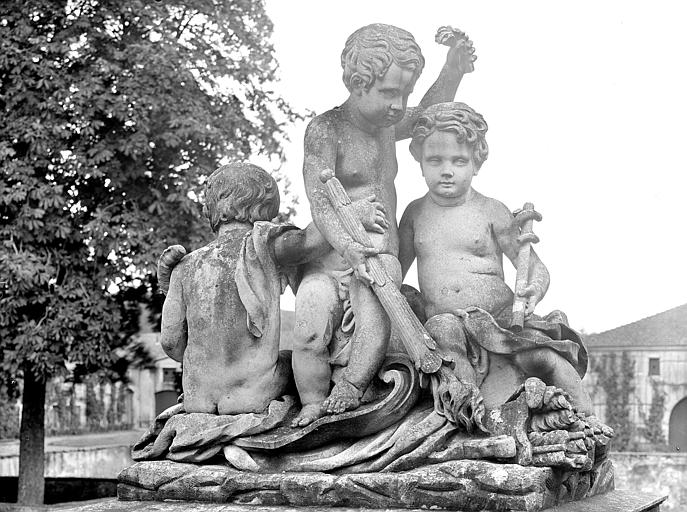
left=488, top=466, right=510, bottom=486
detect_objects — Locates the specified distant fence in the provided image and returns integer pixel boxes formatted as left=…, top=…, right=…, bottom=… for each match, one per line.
left=0, top=378, right=134, bottom=440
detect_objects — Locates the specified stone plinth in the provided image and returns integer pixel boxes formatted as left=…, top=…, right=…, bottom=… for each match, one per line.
left=118, top=458, right=614, bottom=512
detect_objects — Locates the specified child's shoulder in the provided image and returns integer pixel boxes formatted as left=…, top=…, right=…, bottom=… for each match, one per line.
left=306, top=108, right=343, bottom=136
left=180, top=241, right=217, bottom=263
left=471, top=191, right=514, bottom=224
left=401, top=195, right=428, bottom=219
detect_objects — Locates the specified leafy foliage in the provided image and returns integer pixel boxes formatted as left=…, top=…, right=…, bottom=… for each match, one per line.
left=0, top=0, right=301, bottom=384
left=595, top=352, right=635, bottom=450
left=0, top=381, right=20, bottom=439
left=640, top=379, right=666, bottom=447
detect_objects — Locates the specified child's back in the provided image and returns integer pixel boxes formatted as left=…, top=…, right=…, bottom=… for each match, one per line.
left=169, top=225, right=289, bottom=415
left=160, top=163, right=291, bottom=416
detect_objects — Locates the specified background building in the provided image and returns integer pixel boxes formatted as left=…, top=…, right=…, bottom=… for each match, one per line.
left=584, top=303, right=687, bottom=451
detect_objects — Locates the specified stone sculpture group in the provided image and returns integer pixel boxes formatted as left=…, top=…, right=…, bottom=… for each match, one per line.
left=118, top=23, right=615, bottom=511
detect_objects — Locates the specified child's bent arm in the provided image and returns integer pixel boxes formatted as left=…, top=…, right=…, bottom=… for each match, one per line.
left=493, top=201, right=550, bottom=308
left=523, top=248, right=550, bottom=303
left=395, top=50, right=468, bottom=141
left=160, top=268, right=188, bottom=362
left=273, top=223, right=331, bottom=267
left=398, top=202, right=417, bottom=279
left=303, top=117, right=362, bottom=261
left=274, top=194, right=388, bottom=267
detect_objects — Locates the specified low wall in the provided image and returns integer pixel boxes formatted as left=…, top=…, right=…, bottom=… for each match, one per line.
left=612, top=452, right=687, bottom=512
left=0, top=445, right=133, bottom=479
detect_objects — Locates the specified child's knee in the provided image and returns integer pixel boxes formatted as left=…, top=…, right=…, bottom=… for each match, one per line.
left=293, top=316, right=333, bottom=352
left=425, top=313, right=468, bottom=354
left=514, top=347, right=559, bottom=377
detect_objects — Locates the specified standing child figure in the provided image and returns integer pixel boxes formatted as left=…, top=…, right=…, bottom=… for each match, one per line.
left=293, top=23, right=477, bottom=427
left=398, top=102, right=592, bottom=413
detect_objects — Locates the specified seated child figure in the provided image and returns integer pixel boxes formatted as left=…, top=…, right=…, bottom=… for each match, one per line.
left=293, top=24, right=476, bottom=426
left=159, top=163, right=386, bottom=416
left=398, top=102, right=592, bottom=413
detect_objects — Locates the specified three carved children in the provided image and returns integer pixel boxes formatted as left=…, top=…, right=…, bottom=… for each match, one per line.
left=158, top=23, right=591, bottom=427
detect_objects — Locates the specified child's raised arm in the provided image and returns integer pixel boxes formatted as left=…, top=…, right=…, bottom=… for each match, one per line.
left=395, top=29, right=475, bottom=141
left=492, top=200, right=550, bottom=316
left=303, top=116, right=377, bottom=284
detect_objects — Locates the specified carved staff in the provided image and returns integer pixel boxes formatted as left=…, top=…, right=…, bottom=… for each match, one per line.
left=511, top=203, right=542, bottom=331
left=320, top=169, right=484, bottom=432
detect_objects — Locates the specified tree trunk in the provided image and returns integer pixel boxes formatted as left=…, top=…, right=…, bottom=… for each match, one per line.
left=17, top=368, right=46, bottom=505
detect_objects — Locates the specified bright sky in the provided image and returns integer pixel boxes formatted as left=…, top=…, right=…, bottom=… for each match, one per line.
left=265, top=0, right=687, bottom=334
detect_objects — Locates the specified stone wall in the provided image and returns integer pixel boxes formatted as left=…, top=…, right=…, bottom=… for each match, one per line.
left=584, top=347, right=687, bottom=450
left=612, top=452, right=687, bottom=512
left=0, top=445, right=133, bottom=479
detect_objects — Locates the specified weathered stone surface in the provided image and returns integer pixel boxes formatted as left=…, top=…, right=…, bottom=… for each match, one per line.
left=612, top=452, right=686, bottom=512
left=131, top=22, right=620, bottom=512
left=547, top=489, right=668, bottom=512
left=118, top=459, right=613, bottom=511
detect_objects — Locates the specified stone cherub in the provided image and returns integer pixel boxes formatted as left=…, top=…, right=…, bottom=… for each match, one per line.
left=292, top=23, right=477, bottom=426
left=398, top=101, right=592, bottom=414
left=158, top=162, right=385, bottom=416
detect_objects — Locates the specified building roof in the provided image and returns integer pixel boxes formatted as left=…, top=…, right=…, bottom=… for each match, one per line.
left=585, top=303, right=687, bottom=348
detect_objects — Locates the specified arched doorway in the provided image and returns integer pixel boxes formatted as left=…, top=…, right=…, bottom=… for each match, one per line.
left=669, top=397, right=687, bottom=451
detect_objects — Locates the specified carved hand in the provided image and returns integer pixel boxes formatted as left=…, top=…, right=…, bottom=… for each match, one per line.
left=517, top=283, right=543, bottom=317
left=350, top=194, right=389, bottom=234
left=157, top=244, right=186, bottom=295
left=435, top=26, right=477, bottom=74
left=342, top=241, right=378, bottom=286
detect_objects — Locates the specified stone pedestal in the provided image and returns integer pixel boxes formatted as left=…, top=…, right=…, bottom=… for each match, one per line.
left=547, top=490, right=668, bottom=512
left=2, top=490, right=665, bottom=512
left=117, top=458, right=614, bottom=512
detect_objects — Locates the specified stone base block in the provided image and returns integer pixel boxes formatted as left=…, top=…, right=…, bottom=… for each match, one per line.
left=117, top=458, right=615, bottom=512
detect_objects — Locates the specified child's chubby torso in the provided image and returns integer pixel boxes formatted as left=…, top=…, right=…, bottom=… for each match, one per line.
left=411, top=193, right=514, bottom=318
left=177, top=230, right=288, bottom=414
left=306, top=108, right=401, bottom=271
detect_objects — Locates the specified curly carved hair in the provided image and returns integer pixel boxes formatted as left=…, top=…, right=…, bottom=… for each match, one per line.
left=341, top=23, right=425, bottom=92
left=409, top=102, right=489, bottom=170
left=203, top=163, right=280, bottom=232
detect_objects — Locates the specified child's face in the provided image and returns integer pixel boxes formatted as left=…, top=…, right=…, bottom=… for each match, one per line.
left=355, top=63, right=415, bottom=128
left=420, top=131, right=477, bottom=204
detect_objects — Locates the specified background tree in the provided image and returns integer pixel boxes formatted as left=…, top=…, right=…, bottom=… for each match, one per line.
left=0, top=0, right=301, bottom=504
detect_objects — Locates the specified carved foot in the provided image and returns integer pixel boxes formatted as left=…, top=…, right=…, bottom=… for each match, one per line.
left=291, top=403, right=324, bottom=428
left=323, top=380, right=361, bottom=415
